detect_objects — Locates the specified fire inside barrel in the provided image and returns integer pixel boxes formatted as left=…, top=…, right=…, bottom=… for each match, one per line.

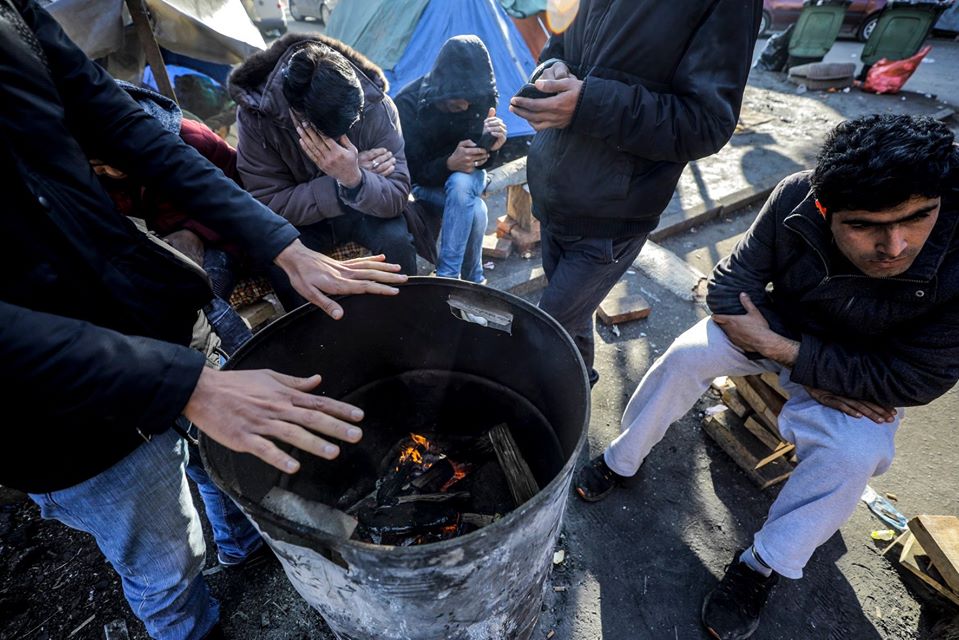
left=346, top=425, right=538, bottom=546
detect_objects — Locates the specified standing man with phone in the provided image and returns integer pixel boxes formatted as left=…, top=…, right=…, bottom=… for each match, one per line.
left=396, top=36, right=507, bottom=283
left=511, top=0, right=763, bottom=386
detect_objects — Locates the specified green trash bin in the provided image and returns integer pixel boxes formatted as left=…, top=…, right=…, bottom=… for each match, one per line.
left=860, top=0, right=949, bottom=67
left=788, top=0, right=852, bottom=67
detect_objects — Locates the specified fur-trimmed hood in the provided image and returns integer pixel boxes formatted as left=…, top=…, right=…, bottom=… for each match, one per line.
left=229, top=33, right=389, bottom=123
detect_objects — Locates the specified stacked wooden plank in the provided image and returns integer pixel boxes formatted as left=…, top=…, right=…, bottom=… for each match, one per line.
left=886, top=516, right=959, bottom=608
left=702, top=374, right=795, bottom=490
left=482, top=158, right=540, bottom=260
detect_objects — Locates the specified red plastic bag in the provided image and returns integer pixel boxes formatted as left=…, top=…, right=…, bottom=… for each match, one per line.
left=861, top=46, right=931, bottom=95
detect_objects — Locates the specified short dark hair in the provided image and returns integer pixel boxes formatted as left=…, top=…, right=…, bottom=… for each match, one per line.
left=282, top=43, right=364, bottom=138
left=811, top=114, right=955, bottom=213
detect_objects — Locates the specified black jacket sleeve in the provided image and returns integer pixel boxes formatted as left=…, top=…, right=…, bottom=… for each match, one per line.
left=0, top=301, right=206, bottom=436
left=570, top=0, right=759, bottom=162
left=706, top=178, right=792, bottom=337
left=791, top=301, right=959, bottom=407
left=21, top=0, right=299, bottom=266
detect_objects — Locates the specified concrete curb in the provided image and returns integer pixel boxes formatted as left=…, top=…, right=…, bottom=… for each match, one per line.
left=649, top=182, right=776, bottom=243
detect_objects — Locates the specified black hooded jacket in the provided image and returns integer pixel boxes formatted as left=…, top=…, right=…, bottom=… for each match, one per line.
left=395, top=36, right=498, bottom=188
left=527, top=0, right=762, bottom=238
left=0, top=0, right=298, bottom=492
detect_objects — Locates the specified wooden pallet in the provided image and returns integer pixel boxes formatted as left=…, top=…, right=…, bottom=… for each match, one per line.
left=703, top=375, right=795, bottom=490
left=899, top=528, right=959, bottom=608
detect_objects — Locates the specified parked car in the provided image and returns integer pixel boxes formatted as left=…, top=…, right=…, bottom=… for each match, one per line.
left=289, top=0, right=337, bottom=24
left=241, top=0, right=289, bottom=36
left=761, top=0, right=887, bottom=41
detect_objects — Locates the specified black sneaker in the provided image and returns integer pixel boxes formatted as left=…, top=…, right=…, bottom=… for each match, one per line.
left=218, top=542, right=274, bottom=571
left=701, top=551, right=779, bottom=640
left=574, top=455, right=626, bottom=502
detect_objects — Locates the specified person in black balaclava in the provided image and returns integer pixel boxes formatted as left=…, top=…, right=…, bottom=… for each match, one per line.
left=396, top=36, right=507, bottom=283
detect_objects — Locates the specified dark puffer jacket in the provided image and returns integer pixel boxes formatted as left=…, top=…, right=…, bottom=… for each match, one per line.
left=0, top=0, right=298, bottom=493
left=230, top=33, right=410, bottom=227
left=707, top=169, right=959, bottom=407
left=526, top=0, right=762, bottom=238
left=395, top=35, right=498, bottom=188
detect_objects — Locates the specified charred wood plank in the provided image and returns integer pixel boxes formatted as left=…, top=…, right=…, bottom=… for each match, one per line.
left=488, top=423, right=539, bottom=506
left=394, top=492, right=471, bottom=505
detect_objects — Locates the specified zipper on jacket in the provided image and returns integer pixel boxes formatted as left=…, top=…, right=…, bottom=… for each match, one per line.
left=581, top=0, right=615, bottom=70
left=787, top=221, right=930, bottom=289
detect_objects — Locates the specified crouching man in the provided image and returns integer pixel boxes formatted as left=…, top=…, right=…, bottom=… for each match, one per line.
left=575, top=114, right=959, bottom=639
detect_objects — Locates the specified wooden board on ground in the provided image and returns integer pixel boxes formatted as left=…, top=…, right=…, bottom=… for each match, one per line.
left=909, top=515, right=959, bottom=593
left=721, top=387, right=750, bottom=418
left=711, top=377, right=730, bottom=392
left=730, top=376, right=783, bottom=439
left=506, top=184, right=535, bottom=229
left=598, top=293, right=651, bottom=325
left=759, top=372, right=790, bottom=399
left=238, top=300, right=277, bottom=330
left=882, top=529, right=912, bottom=558
left=899, top=533, right=959, bottom=607
left=744, top=415, right=783, bottom=451
left=702, top=411, right=793, bottom=490
left=483, top=232, right=513, bottom=259
left=755, top=442, right=796, bottom=470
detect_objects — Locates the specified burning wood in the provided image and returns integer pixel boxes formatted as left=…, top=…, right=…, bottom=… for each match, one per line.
left=347, top=427, right=535, bottom=546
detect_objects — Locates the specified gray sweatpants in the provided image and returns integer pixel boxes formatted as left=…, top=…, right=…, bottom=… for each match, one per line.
left=605, top=317, right=900, bottom=579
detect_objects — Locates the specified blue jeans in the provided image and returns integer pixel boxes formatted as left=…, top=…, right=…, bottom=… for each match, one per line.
left=201, top=249, right=252, bottom=355
left=413, top=170, right=487, bottom=283
left=539, top=228, right=649, bottom=385
left=30, top=430, right=219, bottom=640
left=182, top=421, right=263, bottom=565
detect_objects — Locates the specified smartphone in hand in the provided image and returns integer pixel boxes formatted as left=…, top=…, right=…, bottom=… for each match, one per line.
left=476, top=131, right=498, bottom=151
left=513, top=83, right=556, bottom=101
left=512, top=57, right=565, bottom=102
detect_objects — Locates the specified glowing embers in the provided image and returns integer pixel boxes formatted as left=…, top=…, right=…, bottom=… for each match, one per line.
left=342, top=426, right=537, bottom=546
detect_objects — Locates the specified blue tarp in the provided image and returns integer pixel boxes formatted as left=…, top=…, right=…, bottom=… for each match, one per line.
left=386, top=0, right=537, bottom=137
left=325, top=0, right=431, bottom=71
left=329, top=0, right=538, bottom=138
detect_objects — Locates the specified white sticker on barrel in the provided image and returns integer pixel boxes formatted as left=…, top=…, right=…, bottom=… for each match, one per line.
left=447, top=296, right=513, bottom=334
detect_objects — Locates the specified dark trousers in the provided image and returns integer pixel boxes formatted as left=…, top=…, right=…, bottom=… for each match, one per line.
left=269, top=211, right=417, bottom=311
left=539, top=228, right=649, bottom=386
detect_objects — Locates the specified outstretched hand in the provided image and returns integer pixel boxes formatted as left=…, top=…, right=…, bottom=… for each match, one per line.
left=274, top=239, right=407, bottom=319
left=184, top=368, right=365, bottom=472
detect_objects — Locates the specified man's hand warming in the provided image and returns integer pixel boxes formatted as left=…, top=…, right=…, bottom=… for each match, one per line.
left=274, top=239, right=407, bottom=319
left=184, top=369, right=365, bottom=472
